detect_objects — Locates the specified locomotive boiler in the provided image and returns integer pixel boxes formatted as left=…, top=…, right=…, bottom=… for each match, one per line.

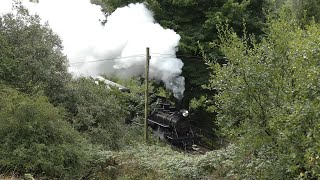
left=148, top=96, right=200, bottom=149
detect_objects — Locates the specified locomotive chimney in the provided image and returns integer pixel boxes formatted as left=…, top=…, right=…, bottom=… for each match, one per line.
left=175, top=97, right=184, bottom=110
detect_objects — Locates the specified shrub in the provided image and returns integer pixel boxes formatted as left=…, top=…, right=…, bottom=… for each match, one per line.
left=0, top=86, right=93, bottom=178
left=206, top=7, right=320, bottom=179
left=62, top=77, right=143, bottom=150
left=105, top=144, right=238, bottom=180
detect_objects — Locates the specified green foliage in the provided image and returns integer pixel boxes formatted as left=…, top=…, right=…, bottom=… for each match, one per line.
left=62, top=77, right=144, bottom=150
left=106, top=76, right=146, bottom=115
left=0, top=86, right=94, bottom=178
left=118, top=145, right=206, bottom=179
left=0, top=6, right=70, bottom=103
left=206, top=8, right=320, bottom=178
left=289, top=0, right=320, bottom=23
left=93, top=143, right=243, bottom=180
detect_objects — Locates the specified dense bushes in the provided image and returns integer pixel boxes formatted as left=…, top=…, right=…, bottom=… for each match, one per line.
left=88, top=143, right=242, bottom=180
left=63, top=77, right=143, bottom=150
left=0, top=86, right=95, bottom=177
left=206, top=8, right=320, bottom=179
left=0, top=78, right=144, bottom=178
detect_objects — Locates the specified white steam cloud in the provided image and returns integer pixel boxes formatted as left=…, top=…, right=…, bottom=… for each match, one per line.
left=0, top=0, right=185, bottom=99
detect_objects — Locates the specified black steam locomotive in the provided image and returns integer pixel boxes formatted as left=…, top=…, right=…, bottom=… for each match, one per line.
left=95, top=77, right=200, bottom=149
left=148, top=96, right=200, bottom=149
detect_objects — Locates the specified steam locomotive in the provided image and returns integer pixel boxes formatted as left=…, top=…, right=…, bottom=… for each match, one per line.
left=95, top=76, right=200, bottom=149
left=148, top=96, right=200, bottom=149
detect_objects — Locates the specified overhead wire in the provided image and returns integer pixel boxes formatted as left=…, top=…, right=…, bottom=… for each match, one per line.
left=69, top=54, right=145, bottom=65
left=150, top=53, right=204, bottom=60
left=69, top=53, right=205, bottom=65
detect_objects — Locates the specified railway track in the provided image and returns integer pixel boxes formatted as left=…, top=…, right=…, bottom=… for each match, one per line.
left=189, top=143, right=212, bottom=154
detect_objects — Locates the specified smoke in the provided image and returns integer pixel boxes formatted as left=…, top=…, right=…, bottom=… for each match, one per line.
left=0, top=0, right=14, bottom=14
left=0, top=0, right=185, bottom=99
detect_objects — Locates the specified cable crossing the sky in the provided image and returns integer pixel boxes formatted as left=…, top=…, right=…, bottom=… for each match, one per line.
left=69, top=53, right=205, bottom=65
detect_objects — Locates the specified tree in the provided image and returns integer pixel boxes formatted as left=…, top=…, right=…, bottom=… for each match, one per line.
left=206, top=8, right=320, bottom=178
left=0, top=6, right=70, bottom=104
left=291, top=0, right=320, bottom=23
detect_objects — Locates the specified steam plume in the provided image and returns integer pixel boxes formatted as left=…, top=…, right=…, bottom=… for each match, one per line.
left=0, top=0, right=185, bottom=99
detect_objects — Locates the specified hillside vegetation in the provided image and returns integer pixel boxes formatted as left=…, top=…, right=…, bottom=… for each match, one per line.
left=1, top=0, right=320, bottom=179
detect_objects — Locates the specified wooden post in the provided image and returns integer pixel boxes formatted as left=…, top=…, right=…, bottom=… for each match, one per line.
left=144, top=47, right=150, bottom=143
